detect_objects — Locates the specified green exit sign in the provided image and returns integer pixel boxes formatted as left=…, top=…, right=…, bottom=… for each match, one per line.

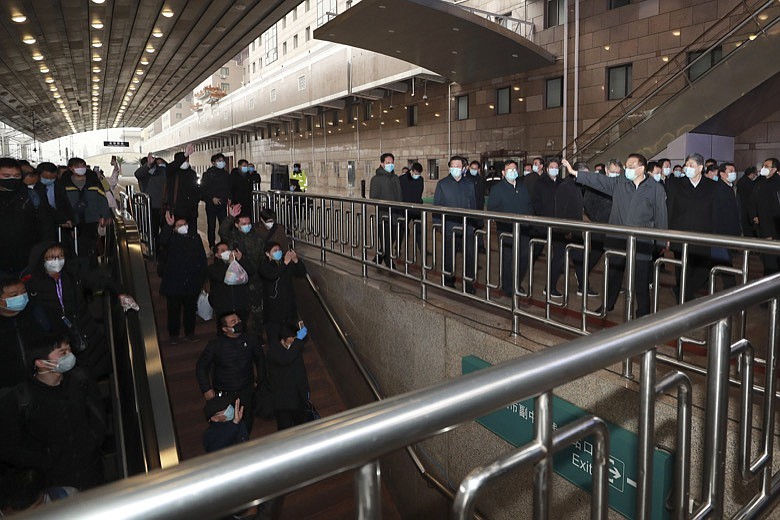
left=462, top=355, right=673, bottom=520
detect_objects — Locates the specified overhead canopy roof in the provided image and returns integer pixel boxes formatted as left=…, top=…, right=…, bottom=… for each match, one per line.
left=314, top=0, right=555, bottom=86
left=0, top=0, right=298, bottom=141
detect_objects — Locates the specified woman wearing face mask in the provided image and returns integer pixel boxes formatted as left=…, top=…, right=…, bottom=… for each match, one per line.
left=260, top=242, right=306, bottom=346
left=25, top=242, right=132, bottom=380
left=0, top=335, right=106, bottom=491
left=207, top=242, right=254, bottom=332
left=158, top=211, right=208, bottom=344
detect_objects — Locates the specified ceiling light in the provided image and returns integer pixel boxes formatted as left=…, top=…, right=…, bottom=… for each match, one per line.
left=140, top=57, right=149, bottom=65
left=604, top=45, right=610, bottom=50
left=92, top=84, right=100, bottom=90
left=672, top=30, right=681, bottom=36
left=39, top=66, right=49, bottom=73
left=91, top=39, right=102, bottom=48
left=153, top=28, right=163, bottom=37
left=92, top=0, right=106, bottom=4
left=92, top=20, right=104, bottom=29
left=126, top=92, right=133, bottom=97
left=92, top=66, right=101, bottom=73
left=749, top=34, right=757, bottom=40
left=145, top=45, right=155, bottom=53
left=662, top=56, right=669, bottom=62
left=45, top=77, right=54, bottom=83
left=11, top=14, right=27, bottom=23
left=23, top=35, right=36, bottom=45
left=161, top=7, right=174, bottom=17
left=49, top=86, right=57, bottom=92
left=129, top=85, right=136, bottom=90
left=132, top=78, right=139, bottom=83
left=135, top=69, right=144, bottom=75
left=92, top=55, right=101, bottom=62
left=32, top=53, right=43, bottom=61
left=53, top=93, right=60, bottom=98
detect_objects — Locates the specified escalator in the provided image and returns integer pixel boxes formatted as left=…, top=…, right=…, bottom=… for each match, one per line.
left=569, top=0, right=780, bottom=165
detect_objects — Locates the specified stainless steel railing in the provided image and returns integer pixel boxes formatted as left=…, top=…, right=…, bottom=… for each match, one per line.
left=22, top=273, right=780, bottom=520
left=262, top=191, right=780, bottom=385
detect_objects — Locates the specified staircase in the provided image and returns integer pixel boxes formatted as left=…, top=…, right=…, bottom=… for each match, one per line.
left=567, top=0, right=780, bottom=165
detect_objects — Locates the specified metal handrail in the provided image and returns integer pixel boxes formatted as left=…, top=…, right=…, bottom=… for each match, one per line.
left=559, top=0, right=780, bottom=160
left=22, top=274, right=780, bottom=519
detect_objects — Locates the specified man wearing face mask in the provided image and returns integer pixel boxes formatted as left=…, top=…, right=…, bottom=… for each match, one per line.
left=486, top=160, right=533, bottom=296
left=260, top=242, right=307, bottom=346
left=0, top=335, right=105, bottom=490
left=200, top=153, right=232, bottom=249
left=666, top=153, right=719, bottom=302
left=196, top=312, right=265, bottom=435
left=370, top=153, right=403, bottom=268
left=60, top=157, right=111, bottom=269
left=0, top=278, right=48, bottom=390
left=134, top=153, right=168, bottom=254
left=467, top=160, right=487, bottom=253
left=659, top=158, right=673, bottom=183
left=398, top=162, right=425, bottom=257
left=711, top=162, right=742, bottom=289
left=648, top=161, right=663, bottom=185
left=433, top=156, right=477, bottom=293
left=0, top=158, right=54, bottom=277
left=207, top=242, right=254, bottom=332
left=749, top=158, right=780, bottom=276
left=563, top=154, right=668, bottom=317
left=36, top=162, right=74, bottom=236
left=522, top=157, right=545, bottom=199
left=289, top=163, right=307, bottom=192
left=165, top=144, right=201, bottom=228
left=257, top=208, right=291, bottom=251
left=229, top=158, right=261, bottom=211
left=158, top=212, right=208, bottom=344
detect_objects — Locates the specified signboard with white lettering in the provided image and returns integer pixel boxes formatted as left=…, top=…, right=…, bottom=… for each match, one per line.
left=462, top=355, right=673, bottom=520
left=103, top=141, right=129, bottom=147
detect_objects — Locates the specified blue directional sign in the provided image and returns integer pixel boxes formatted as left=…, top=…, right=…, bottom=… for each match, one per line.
left=462, top=355, right=673, bottom=520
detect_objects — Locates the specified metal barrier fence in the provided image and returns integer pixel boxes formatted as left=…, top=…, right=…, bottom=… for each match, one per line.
left=130, top=191, right=154, bottom=258
left=259, top=191, right=780, bottom=384
left=23, top=274, right=780, bottom=520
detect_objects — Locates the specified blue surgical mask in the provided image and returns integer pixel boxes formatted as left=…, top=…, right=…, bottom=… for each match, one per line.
left=240, top=224, right=252, bottom=234
left=241, top=166, right=249, bottom=173
left=383, top=163, right=394, bottom=173
left=505, top=169, right=519, bottom=181
left=548, top=168, right=559, bottom=177
left=684, top=166, right=697, bottom=178
left=673, top=170, right=683, bottom=178
left=625, top=168, right=637, bottom=181
left=222, top=404, right=235, bottom=422
left=711, top=174, right=719, bottom=182
left=271, top=250, right=283, bottom=261
left=449, top=167, right=462, bottom=178
left=249, top=166, right=256, bottom=172
left=411, top=173, right=421, bottom=180
left=41, top=177, right=56, bottom=186
left=652, top=173, right=662, bottom=182
left=44, top=352, right=76, bottom=373
left=469, top=168, right=479, bottom=176
left=3, top=293, right=28, bottom=312
left=727, top=171, right=737, bottom=183
left=662, top=167, right=672, bottom=177
left=532, top=165, right=539, bottom=173
left=215, top=161, right=226, bottom=169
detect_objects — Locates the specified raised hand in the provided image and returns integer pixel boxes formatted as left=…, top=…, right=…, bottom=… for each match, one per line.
left=561, top=158, right=576, bottom=176
left=229, top=202, right=242, bottom=218
left=147, top=152, right=154, bottom=165
left=165, top=211, right=175, bottom=226
left=186, top=143, right=195, bottom=157
left=233, top=398, right=243, bottom=424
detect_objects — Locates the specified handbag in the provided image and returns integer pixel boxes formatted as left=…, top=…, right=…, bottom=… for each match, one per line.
left=196, top=290, right=214, bottom=321
left=304, top=393, right=321, bottom=422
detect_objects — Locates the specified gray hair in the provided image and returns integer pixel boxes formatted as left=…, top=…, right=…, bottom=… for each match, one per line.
left=606, top=159, right=623, bottom=170
left=685, top=153, right=704, bottom=167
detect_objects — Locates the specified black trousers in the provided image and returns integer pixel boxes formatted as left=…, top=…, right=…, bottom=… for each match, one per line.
left=150, top=208, right=162, bottom=253
left=75, top=222, right=99, bottom=269
left=377, top=218, right=395, bottom=267
left=606, top=256, right=652, bottom=318
left=673, top=251, right=712, bottom=301
left=443, top=225, right=476, bottom=283
left=205, top=203, right=227, bottom=248
left=166, top=293, right=198, bottom=337
left=500, top=233, right=530, bottom=295
left=397, top=216, right=424, bottom=260
left=275, top=408, right=307, bottom=431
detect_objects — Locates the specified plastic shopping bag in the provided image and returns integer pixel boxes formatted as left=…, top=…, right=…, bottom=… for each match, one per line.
left=224, top=259, right=249, bottom=286
left=197, top=290, right=214, bottom=321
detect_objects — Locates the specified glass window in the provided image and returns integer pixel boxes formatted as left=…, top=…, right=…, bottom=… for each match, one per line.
left=283, top=41, right=287, bottom=55
left=688, top=46, right=723, bottom=82
left=607, top=64, right=632, bottom=100
left=545, top=0, right=566, bottom=28
left=176, top=102, right=182, bottom=109
left=407, top=105, right=418, bottom=127
left=293, top=7, right=298, bottom=21
left=263, top=25, right=278, bottom=65
left=457, top=95, right=468, bottom=120
left=497, top=87, right=510, bottom=115
left=220, top=67, right=229, bottom=76
left=305, top=0, right=310, bottom=11
left=305, top=27, right=311, bottom=41
left=293, top=35, right=298, bottom=49
left=609, top=0, right=630, bottom=8
left=546, top=77, right=563, bottom=108
left=363, top=101, right=373, bottom=121
left=428, top=159, right=439, bottom=180
left=317, top=0, right=338, bottom=27
left=221, top=83, right=230, bottom=94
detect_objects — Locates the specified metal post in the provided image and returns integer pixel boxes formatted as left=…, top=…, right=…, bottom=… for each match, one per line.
left=636, top=348, right=656, bottom=520
left=701, top=317, right=732, bottom=517
left=622, top=237, right=637, bottom=378
left=355, top=461, right=382, bottom=520
left=533, top=392, right=553, bottom=519
left=655, top=371, right=691, bottom=520
left=511, top=221, right=521, bottom=336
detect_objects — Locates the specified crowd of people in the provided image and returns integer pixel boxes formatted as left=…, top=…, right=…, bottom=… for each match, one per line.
left=0, top=145, right=314, bottom=518
left=371, top=152, right=780, bottom=317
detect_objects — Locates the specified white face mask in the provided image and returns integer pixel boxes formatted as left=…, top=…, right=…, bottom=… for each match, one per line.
left=727, top=171, right=737, bottom=183
left=684, top=166, right=697, bottom=178
left=548, top=168, right=559, bottom=177
left=263, top=221, right=274, bottom=230
left=662, top=167, right=672, bottom=176
left=219, top=250, right=232, bottom=262
left=73, top=167, right=87, bottom=176
left=760, top=167, right=771, bottom=177
left=176, top=224, right=189, bottom=235
left=532, top=164, right=540, bottom=173
left=44, top=258, right=65, bottom=273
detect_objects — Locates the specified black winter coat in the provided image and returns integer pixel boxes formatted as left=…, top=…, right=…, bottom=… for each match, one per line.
left=0, top=369, right=105, bottom=490
left=260, top=257, right=306, bottom=323
left=736, top=174, right=757, bottom=236
left=266, top=337, right=310, bottom=410
left=200, top=166, right=232, bottom=205
left=196, top=332, right=266, bottom=393
left=158, top=226, right=207, bottom=296
left=229, top=170, right=261, bottom=210
left=486, top=178, right=533, bottom=233
left=163, top=158, right=200, bottom=220
left=666, top=176, right=718, bottom=255
left=0, top=187, right=54, bottom=274
left=207, top=257, right=255, bottom=312
left=203, top=420, right=248, bottom=453
left=583, top=186, right=612, bottom=224
left=749, top=175, right=780, bottom=239
left=0, top=306, right=49, bottom=390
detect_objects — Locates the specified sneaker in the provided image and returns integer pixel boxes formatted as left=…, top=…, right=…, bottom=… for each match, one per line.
left=576, top=287, right=599, bottom=297
left=542, top=288, right=563, bottom=298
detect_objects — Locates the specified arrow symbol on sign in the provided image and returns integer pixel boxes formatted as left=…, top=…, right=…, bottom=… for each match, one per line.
left=609, top=465, right=621, bottom=481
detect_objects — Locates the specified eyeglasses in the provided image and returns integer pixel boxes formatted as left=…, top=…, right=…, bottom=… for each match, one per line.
left=44, top=254, right=65, bottom=261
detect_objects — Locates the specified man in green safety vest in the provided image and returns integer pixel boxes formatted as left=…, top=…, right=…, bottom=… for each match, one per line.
left=289, top=163, right=308, bottom=192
